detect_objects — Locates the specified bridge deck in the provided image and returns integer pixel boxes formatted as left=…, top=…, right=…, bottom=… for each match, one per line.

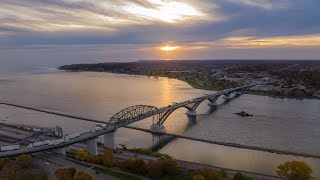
left=0, top=84, right=256, bottom=157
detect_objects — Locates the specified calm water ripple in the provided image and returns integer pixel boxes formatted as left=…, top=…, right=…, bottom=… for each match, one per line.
left=0, top=71, right=319, bottom=177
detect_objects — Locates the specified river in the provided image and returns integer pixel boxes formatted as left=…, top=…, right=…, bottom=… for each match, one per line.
left=0, top=69, right=319, bottom=177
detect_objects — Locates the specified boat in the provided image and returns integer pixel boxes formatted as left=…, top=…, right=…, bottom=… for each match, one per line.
left=234, top=111, right=253, bottom=117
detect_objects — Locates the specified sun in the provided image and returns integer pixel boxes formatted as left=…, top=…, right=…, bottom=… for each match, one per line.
left=160, top=46, right=179, bottom=51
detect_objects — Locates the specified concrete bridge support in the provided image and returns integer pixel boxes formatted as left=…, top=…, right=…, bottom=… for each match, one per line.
left=186, top=110, right=197, bottom=118
left=208, top=101, right=218, bottom=109
left=151, top=124, right=166, bottom=133
left=223, top=94, right=232, bottom=101
left=104, top=132, right=116, bottom=149
left=53, top=148, right=66, bottom=155
left=234, top=91, right=242, bottom=96
left=86, top=138, right=98, bottom=155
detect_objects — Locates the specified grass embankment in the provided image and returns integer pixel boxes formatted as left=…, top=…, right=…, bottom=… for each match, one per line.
left=66, top=158, right=142, bottom=180
left=92, top=167, right=142, bottom=180
left=125, top=148, right=171, bottom=159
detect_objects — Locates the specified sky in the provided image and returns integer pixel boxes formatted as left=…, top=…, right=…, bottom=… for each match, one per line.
left=0, top=0, right=320, bottom=71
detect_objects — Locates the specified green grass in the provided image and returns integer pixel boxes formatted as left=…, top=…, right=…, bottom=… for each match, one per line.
left=92, top=167, right=143, bottom=180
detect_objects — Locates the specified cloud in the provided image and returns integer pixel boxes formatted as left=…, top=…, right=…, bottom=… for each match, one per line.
left=0, top=0, right=320, bottom=62
left=195, top=34, right=320, bottom=49
left=0, top=0, right=217, bottom=33
left=225, top=0, right=289, bottom=10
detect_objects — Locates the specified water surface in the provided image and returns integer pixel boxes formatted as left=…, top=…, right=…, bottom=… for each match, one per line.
left=0, top=71, right=319, bottom=177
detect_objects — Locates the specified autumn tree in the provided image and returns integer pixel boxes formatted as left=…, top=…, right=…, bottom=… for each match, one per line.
left=16, top=154, right=32, bottom=168
left=233, top=172, right=253, bottom=180
left=122, top=158, right=134, bottom=170
left=55, top=168, right=72, bottom=180
left=0, top=157, right=47, bottom=180
left=121, top=158, right=147, bottom=174
left=74, top=150, right=90, bottom=161
left=73, top=171, right=93, bottom=180
left=102, top=149, right=115, bottom=167
left=277, top=161, right=313, bottom=180
left=16, top=154, right=32, bottom=161
left=86, top=155, right=102, bottom=164
left=1, top=162, right=16, bottom=180
left=193, top=174, right=206, bottom=180
left=55, top=167, right=87, bottom=180
left=67, top=167, right=77, bottom=179
left=0, top=158, right=7, bottom=171
left=132, top=159, right=148, bottom=174
left=200, top=167, right=227, bottom=180
left=160, top=158, right=179, bottom=176
left=148, top=160, right=164, bottom=179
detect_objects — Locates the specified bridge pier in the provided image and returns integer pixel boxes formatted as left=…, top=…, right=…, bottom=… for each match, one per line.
left=222, top=95, right=232, bottom=101
left=86, top=138, right=98, bottom=155
left=151, top=124, right=166, bottom=133
left=208, top=101, right=218, bottom=109
left=186, top=110, right=197, bottom=118
left=104, top=132, right=116, bottom=149
left=53, top=148, right=66, bottom=155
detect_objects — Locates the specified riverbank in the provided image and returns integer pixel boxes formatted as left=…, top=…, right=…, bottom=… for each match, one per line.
left=67, top=145, right=284, bottom=180
left=59, top=67, right=319, bottom=99
left=58, top=61, right=320, bottom=99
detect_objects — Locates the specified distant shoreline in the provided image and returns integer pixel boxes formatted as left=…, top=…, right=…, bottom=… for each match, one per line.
left=59, top=68, right=319, bottom=100
left=58, top=61, right=320, bottom=99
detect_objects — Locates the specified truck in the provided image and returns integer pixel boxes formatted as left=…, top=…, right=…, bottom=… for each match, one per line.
left=0, top=145, right=20, bottom=151
left=44, top=140, right=51, bottom=145
left=65, top=133, right=80, bottom=140
left=50, top=139, right=65, bottom=145
left=91, top=126, right=103, bottom=133
left=97, top=124, right=108, bottom=129
left=27, top=141, right=46, bottom=149
left=48, top=140, right=55, bottom=146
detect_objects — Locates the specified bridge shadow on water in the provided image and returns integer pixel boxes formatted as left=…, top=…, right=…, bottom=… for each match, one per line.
left=149, top=95, right=240, bottom=152
left=150, top=103, right=223, bottom=152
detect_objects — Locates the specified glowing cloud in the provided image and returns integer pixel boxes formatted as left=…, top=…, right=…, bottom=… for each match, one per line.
left=123, top=0, right=206, bottom=23
left=160, top=46, right=180, bottom=51
left=198, top=34, right=320, bottom=49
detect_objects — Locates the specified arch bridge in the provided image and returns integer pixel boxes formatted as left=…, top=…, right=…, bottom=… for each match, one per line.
left=0, top=84, right=256, bottom=157
left=107, top=84, right=256, bottom=130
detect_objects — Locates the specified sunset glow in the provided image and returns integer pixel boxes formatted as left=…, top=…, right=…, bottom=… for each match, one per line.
left=0, top=0, right=319, bottom=60
left=160, top=46, right=179, bottom=51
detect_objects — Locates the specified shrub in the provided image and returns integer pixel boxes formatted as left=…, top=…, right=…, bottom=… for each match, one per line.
left=233, top=172, right=253, bottom=180
left=200, top=167, right=227, bottom=180
left=277, top=161, right=313, bottom=180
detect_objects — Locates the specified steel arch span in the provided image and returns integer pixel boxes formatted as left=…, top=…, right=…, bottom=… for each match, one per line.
left=157, top=105, right=194, bottom=125
left=109, top=105, right=160, bottom=128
